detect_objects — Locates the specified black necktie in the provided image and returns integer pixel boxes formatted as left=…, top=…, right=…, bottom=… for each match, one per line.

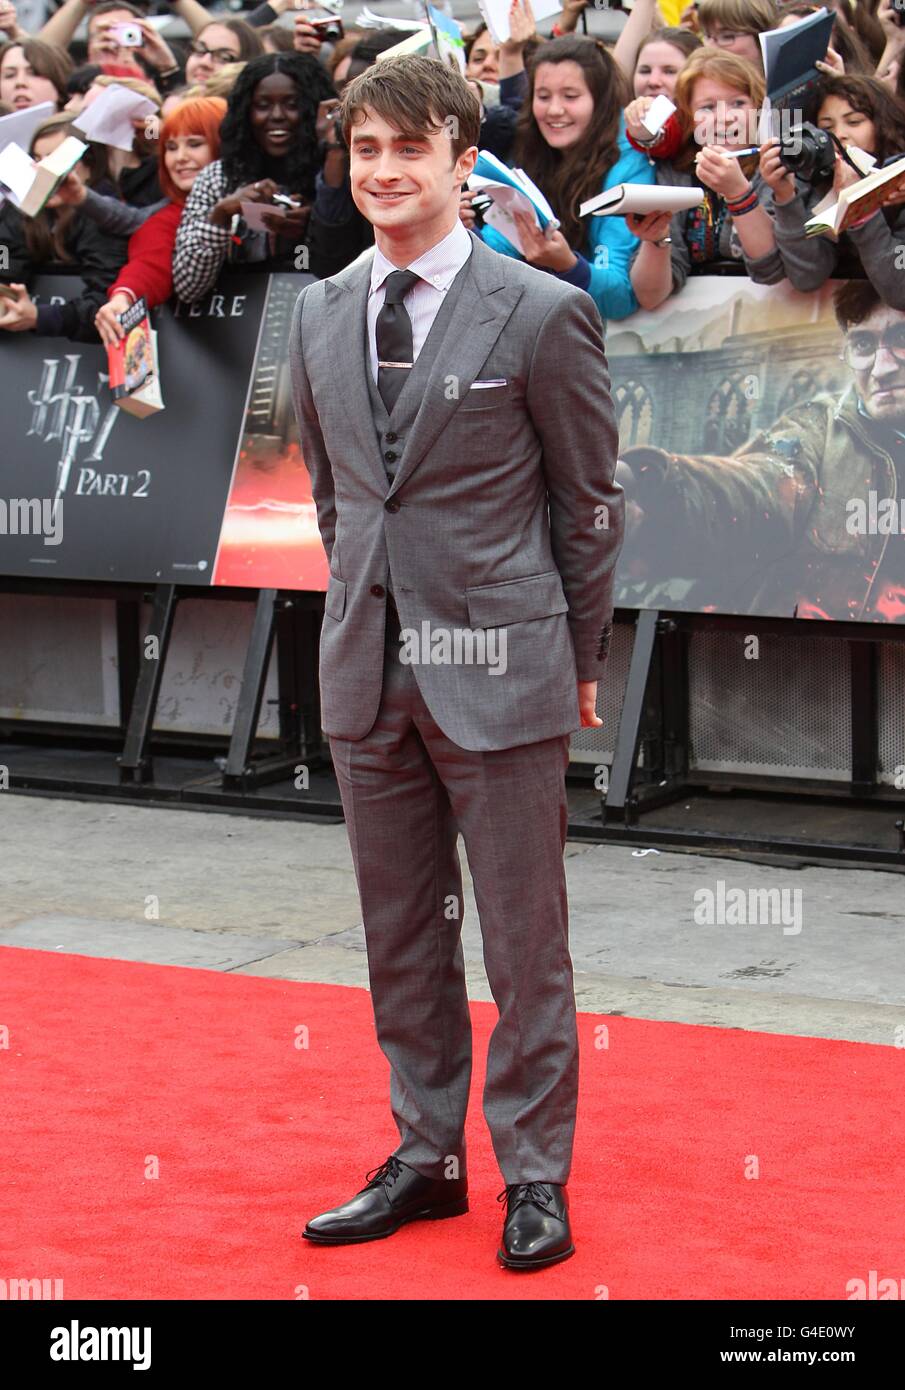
left=376, top=269, right=420, bottom=415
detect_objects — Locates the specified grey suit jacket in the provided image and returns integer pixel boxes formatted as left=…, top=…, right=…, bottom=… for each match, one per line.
left=289, top=228, right=624, bottom=752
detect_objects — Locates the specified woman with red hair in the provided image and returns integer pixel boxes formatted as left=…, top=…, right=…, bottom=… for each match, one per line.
left=93, top=95, right=227, bottom=344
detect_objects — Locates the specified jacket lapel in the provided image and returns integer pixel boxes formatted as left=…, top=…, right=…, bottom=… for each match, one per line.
left=322, top=249, right=388, bottom=494
left=320, top=232, right=525, bottom=499
left=386, top=232, right=524, bottom=499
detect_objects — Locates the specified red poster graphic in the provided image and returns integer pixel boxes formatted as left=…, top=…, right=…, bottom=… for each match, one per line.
left=212, top=275, right=328, bottom=592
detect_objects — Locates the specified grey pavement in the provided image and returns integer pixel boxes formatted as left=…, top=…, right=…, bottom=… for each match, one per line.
left=1, top=792, right=903, bottom=1045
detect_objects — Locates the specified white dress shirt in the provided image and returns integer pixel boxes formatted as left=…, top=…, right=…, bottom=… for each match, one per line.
left=367, top=218, right=473, bottom=386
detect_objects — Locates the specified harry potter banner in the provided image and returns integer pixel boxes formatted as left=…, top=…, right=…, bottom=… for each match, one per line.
left=1, top=270, right=903, bottom=623
left=0, top=272, right=278, bottom=587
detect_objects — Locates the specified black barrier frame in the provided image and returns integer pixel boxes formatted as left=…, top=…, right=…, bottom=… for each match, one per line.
left=3, top=262, right=905, bottom=861
left=564, top=608, right=905, bottom=868
left=0, top=577, right=337, bottom=813
left=2, top=576, right=905, bottom=865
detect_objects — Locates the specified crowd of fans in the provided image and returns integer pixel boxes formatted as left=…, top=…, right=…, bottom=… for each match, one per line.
left=2, top=0, right=905, bottom=343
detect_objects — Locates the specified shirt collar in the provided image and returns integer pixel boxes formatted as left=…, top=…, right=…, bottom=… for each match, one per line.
left=856, top=395, right=905, bottom=444
left=370, top=219, right=472, bottom=296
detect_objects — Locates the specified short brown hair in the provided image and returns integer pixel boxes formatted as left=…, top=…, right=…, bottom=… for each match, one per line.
left=696, top=0, right=778, bottom=35
left=833, top=280, right=883, bottom=333
left=0, top=38, right=73, bottom=106
left=88, top=1, right=143, bottom=35
left=339, top=53, right=481, bottom=162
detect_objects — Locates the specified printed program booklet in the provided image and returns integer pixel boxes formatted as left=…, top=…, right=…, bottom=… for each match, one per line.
left=804, top=155, right=905, bottom=239
left=468, top=149, right=559, bottom=252
left=580, top=183, right=705, bottom=218
left=106, top=297, right=164, bottom=418
left=0, top=135, right=87, bottom=217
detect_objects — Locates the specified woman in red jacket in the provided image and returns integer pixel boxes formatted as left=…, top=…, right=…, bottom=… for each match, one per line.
left=93, top=95, right=227, bottom=346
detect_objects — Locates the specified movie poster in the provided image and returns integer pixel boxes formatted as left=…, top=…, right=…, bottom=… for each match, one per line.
left=210, top=273, right=328, bottom=592
left=609, top=278, right=903, bottom=624
left=3, top=271, right=902, bottom=624
left=0, top=274, right=267, bottom=585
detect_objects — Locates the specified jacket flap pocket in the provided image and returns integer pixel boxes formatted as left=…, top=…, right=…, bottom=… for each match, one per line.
left=324, top=574, right=346, bottom=621
left=465, top=570, right=568, bottom=629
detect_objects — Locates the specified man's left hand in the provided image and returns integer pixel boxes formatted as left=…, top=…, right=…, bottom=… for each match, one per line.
left=578, top=680, right=602, bottom=728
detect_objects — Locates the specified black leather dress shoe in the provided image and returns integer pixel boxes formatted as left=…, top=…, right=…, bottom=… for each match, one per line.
left=497, top=1182, right=574, bottom=1269
left=303, top=1155, right=468, bottom=1244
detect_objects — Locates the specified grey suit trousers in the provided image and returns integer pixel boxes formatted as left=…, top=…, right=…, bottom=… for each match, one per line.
left=328, top=598, right=578, bottom=1187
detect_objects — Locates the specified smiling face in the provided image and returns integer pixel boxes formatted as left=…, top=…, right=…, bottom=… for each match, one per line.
left=849, top=305, right=905, bottom=424
left=691, top=76, right=758, bottom=147
left=164, top=131, right=213, bottom=193
left=185, top=23, right=241, bottom=86
left=249, top=71, right=300, bottom=160
left=532, top=60, right=595, bottom=150
left=465, top=28, right=499, bottom=84
left=633, top=40, right=687, bottom=99
left=348, top=105, right=476, bottom=258
left=817, top=94, right=876, bottom=155
left=0, top=45, right=59, bottom=110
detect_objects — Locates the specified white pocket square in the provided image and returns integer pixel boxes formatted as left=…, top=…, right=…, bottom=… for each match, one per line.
left=470, top=378, right=508, bottom=390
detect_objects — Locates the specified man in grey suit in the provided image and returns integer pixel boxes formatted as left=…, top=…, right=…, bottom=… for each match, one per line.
left=290, top=54, right=624, bottom=1270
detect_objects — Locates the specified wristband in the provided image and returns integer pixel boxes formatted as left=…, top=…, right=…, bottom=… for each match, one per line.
left=726, top=183, right=759, bottom=217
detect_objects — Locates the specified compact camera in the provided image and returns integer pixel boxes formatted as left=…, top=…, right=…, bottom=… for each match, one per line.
left=308, top=15, right=344, bottom=40
left=111, top=22, right=144, bottom=47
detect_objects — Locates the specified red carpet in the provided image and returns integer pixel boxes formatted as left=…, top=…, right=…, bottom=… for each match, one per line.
left=1, top=945, right=902, bottom=1300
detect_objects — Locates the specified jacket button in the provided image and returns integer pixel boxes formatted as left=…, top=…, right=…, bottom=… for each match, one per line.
left=384, top=449, right=398, bottom=463
left=384, top=499, right=400, bottom=512
left=385, top=431, right=398, bottom=443
left=370, top=584, right=385, bottom=597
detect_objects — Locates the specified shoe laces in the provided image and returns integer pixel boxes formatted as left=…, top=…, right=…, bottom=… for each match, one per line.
left=496, top=1181, right=556, bottom=1214
left=363, top=1155, right=405, bottom=1192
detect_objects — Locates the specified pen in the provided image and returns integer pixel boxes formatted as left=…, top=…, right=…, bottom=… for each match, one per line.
left=695, top=145, right=761, bottom=159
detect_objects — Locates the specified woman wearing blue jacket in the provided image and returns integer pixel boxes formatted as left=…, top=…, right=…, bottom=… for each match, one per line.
left=474, top=35, right=654, bottom=322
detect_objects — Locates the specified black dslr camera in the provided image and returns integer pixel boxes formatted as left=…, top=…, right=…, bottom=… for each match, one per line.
left=777, top=121, right=837, bottom=181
